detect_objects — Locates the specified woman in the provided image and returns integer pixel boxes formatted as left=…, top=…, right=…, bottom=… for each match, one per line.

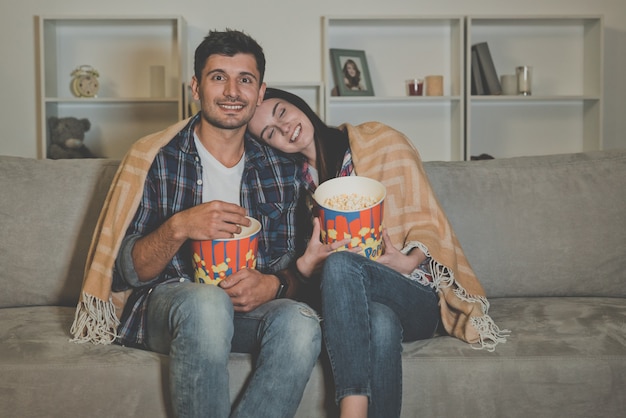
left=342, top=59, right=365, bottom=90
left=248, top=88, right=508, bottom=418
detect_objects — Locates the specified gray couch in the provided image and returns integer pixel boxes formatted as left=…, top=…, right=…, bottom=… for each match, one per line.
left=1, top=150, right=625, bottom=418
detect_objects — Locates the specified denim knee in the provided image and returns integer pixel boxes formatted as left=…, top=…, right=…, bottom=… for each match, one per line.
left=269, top=300, right=322, bottom=359
left=174, top=284, right=233, bottom=325
left=148, top=283, right=234, bottom=356
left=325, top=251, right=361, bottom=269
left=322, top=251, right=362, bottom=285
left=369, top=302, right=402, bottom=351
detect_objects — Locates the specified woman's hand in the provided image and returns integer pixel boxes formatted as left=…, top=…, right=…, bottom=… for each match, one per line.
left=376, top=229, right=426, bottom=275
left=295, top=217, right=353, bottom=278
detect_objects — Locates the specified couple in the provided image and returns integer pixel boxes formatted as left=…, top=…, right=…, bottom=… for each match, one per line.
left=70, top=29, right=506, bottom=418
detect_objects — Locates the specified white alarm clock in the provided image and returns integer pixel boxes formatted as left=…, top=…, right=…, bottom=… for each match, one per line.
left=70, top=65, right=100, bottom=98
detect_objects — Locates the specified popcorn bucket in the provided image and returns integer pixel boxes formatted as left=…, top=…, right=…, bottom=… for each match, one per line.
left=313, top=176, right=386, bottom=260
left=191, top=216, right=261, bottom=285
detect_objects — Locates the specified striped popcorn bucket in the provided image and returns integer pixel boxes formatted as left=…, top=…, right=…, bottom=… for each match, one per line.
left=191, top=216, right=261, bottom=285
left=313, top=176, right=386, bottom=260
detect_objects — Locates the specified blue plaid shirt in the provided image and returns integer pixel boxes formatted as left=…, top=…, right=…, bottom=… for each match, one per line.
left=112, top=115, right=302, bottom=347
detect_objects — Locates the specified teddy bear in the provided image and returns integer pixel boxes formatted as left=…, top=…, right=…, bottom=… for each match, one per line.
left=47, top=116, right=96, bottom=159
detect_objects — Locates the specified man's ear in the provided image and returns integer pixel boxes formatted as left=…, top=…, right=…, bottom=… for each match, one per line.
left=190, top=76, right=200, bottom=101
left=256, top=82, right=267, bottom=106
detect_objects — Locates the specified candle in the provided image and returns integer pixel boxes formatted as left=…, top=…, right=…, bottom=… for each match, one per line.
left=425, top=75, right=444, bottom=96
left=500, top=74, right=517, bottom=95
left=406, top=78, right=424, bottom=96
left=516, top=66, right=532, bottom=96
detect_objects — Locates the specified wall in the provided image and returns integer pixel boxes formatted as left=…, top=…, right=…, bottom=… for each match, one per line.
left=1, top=0, right=625, bottom=158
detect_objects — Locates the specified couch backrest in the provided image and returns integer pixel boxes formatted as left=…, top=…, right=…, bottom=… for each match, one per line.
left=0, top=156, right=119, bottom=308
left=2, top=150, right=625, bottom=308
left=424, top=149, right=626, bottom=298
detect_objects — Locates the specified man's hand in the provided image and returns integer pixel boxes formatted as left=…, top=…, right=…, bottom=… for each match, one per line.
left=174, top=200, right=249, bottom=241
left=132, top=200, right=248, bottom=282
left=219, top=269, right=279, bottom=312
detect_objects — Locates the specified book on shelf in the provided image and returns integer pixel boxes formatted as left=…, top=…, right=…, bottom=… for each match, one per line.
left=472, top=42, right=502, bottom=95
left=471, top=49, right=485, bottom=95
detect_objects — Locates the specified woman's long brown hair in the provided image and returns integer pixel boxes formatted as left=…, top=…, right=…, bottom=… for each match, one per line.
left=261, top=88, right=350, bottom=184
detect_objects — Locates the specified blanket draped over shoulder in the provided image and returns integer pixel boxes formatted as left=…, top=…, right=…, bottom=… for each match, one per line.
left=344, top=122, right=508, bottom=351
left=70, top=119, right=190, bottom=344
left=71, top=117, right=508, bottom=350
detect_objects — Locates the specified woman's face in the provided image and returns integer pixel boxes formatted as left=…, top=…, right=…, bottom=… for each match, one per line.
left=248, top=98, right=316, bottom=158
left=346, top=62, right=357, bottom=77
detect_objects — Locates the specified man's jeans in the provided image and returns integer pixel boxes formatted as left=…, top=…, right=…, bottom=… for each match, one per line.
left=321, top=251, right=440, bottom=418
left=146, top=281, right=321, bottom=418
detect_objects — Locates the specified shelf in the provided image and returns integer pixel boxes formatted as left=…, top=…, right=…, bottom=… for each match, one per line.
left=470, top=96, right=600, bottom=102
left=465, top=15, right=603, bottom=159
left=323, top=15, right=465, bottom=162
left=330, top=95, right=461, bottom=103
left=321, top=15, right=603, bottom=161
left=44, top=97, right=183, bottom=104
left=36, top=15, right=186, bottom=159
left=326, top=97, right=462, bottom=163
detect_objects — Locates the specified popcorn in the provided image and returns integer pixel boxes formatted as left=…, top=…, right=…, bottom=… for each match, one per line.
left=323, top=193, right=378, bottom=211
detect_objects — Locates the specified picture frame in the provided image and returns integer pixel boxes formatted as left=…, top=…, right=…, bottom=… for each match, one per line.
left=330, top=49, right=374, bottom=96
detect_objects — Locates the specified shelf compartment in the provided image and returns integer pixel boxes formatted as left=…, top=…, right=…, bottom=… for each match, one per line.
left=323, top=16, right=465, bottom=161
left=327, top=100, right=462, bottom=162
left=36, top=15, right=186, bottom=159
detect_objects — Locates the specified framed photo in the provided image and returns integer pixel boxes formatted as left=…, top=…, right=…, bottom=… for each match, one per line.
left=330, top=49, right=374, bottom=96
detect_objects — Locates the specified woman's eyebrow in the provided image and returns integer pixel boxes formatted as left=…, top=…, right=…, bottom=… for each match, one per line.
left=258, top=102, right=281, bottom=139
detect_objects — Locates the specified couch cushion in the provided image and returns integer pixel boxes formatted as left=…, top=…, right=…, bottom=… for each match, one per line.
left=0, top=157, right=119, bottom=308
left=401, top=296, right=626, bottom=417
left=2, top=298, right=624, bottom=418
left=0, top=306, right=332, bottom=418
left=424, top=150, right=626, bottom=298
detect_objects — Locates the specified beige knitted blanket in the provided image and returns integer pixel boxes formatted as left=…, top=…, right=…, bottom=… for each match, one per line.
left=70, top=117, right=507, bottom=349
left=70, top=118, right=191, bottom=344
left=344, top=122, right=508, bottom=350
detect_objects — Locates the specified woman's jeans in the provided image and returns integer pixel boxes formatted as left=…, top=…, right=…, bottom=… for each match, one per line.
left=146, top=281, right=321, bottom=418
left=321, top=251, right=440, bottom=418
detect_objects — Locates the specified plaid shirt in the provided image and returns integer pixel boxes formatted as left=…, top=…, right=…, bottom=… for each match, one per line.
left=112, top=115, right=302, bottom=347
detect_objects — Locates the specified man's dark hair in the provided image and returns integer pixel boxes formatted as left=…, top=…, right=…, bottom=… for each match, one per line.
left=194, top=29, right=266, bottom=83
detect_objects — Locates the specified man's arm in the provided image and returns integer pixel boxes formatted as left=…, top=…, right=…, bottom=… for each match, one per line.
left=131, top=214, right=187, bottom=281
left=132, top=201, right=250, bottom=282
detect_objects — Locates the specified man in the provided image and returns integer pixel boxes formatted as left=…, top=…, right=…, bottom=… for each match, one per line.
left=110, top=29, right=320, bottom=417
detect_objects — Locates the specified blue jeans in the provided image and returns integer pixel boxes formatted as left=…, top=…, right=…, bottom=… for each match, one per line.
left=321, top=251, right=440, bottom=418
left=146, top=281, right=321, bottom=418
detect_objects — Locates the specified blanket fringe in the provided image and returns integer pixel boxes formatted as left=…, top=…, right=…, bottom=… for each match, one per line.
left=70, top=291, right=120, bottom=345
left=470, top=315, right=510, bottom=352
left=428, top=258, right=510, bottom=351
left=404, top=241, right=510, bottom=351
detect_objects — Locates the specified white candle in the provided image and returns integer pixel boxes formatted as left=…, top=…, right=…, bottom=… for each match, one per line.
left=516, top=66, right=532, bottom=96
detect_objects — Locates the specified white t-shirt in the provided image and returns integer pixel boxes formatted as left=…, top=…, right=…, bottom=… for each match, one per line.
left=194, top=134, right=244, bottom=204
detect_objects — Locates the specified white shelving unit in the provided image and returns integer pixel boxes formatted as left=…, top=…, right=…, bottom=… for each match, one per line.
left=36, top=16, right=186, bottom=159
left=322, top=16, right=465, bottom=162
left=466, top=15, right=603, bottom=159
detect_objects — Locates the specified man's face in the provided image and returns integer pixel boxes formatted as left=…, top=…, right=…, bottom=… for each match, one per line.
left=191, top=53, right=265, bottom=130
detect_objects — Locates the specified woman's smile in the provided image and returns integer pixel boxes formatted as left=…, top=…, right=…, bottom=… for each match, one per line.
left=289, top=124, right=302, bottom=143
